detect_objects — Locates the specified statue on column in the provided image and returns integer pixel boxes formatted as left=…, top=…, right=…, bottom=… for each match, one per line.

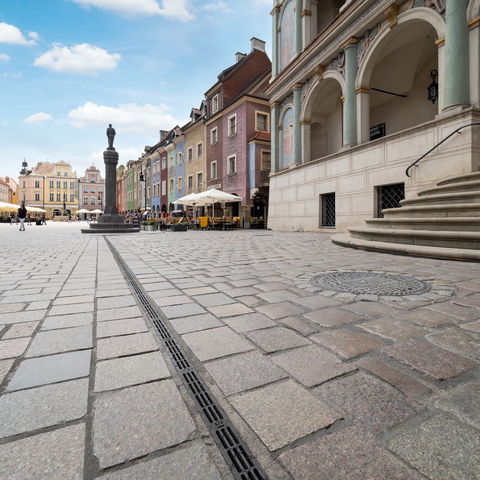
left=106, top=124, right=116, bottom=150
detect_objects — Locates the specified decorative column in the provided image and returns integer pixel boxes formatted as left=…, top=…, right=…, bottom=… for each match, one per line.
left=469, top=13, right=480, bottom=106
left=270, top=102, right=280, bottom=172
left=302, top=8, right=313, bottom=51
left=356, top=86, right=370, bottom=144
left=444, top=0, right=470, bottom=110
left=103, top=149, right=119, bottom=216
left=293, top=83, right=303, bottom=164
left=271, top=5, right=279, bottom=78
left=295, top=0, right=302, bottom=54
left=343, top=38, right=359, bottom=147
left=301, top=120, right=311, bottom=164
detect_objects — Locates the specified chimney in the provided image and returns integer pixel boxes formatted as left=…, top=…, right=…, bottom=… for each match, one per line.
left=159, top=130, right=168, bottom=141
left=251, top=37, right=266, bottom=53
left=235, top=52, right=247, bottom=63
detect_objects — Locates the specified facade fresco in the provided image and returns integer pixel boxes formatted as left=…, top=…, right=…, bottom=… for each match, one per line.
left=279, top=1, right=295, bottom=72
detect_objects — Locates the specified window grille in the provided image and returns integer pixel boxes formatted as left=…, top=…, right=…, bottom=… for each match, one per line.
left=321, top=193, right=335, bottom=227
left=377, top=183, right=404, bottom=217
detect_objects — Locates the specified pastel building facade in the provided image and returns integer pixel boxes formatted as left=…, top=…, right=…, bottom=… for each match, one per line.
left=267, top=0, right=480, bottom=241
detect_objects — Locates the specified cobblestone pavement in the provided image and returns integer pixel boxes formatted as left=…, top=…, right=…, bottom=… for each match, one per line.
left=0, top=223, right=479, bottom=480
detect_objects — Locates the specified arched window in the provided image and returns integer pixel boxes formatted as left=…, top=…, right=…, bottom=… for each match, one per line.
left=280, top=107, right=294, bottom=169
left=279, top=1, right=295, bottom=72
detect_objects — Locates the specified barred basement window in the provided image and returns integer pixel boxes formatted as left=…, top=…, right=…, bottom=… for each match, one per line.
left=320, top=193, right=335, bottom=227
left=376, top=183, right=404, bottom=218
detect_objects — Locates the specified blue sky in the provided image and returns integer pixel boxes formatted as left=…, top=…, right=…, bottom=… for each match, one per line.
left=0, top=0, right=272, bottom=179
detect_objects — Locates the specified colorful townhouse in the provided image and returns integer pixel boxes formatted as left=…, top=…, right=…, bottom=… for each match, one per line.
left=204, top=38, right=272, bottom=218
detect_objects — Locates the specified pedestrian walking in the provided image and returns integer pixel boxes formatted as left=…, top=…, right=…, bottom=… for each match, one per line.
left=18, top=202, right=27, bottom=231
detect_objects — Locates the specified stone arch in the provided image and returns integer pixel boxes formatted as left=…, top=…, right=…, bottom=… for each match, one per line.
left=468, top=0, right=480, bottom=20
left=279, top=104, right=294, bottom=169
left=301, top=74, right=344, bottom=162
left=357, top=8, right=445, bottom=89
left=356, top=7, right=444, bottom=142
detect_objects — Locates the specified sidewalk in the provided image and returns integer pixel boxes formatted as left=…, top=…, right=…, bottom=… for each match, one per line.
left=0, top=223, right=479, bottom=479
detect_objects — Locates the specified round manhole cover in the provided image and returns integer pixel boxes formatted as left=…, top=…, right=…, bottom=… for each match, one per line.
left=311, top=271, right=430, bottom=296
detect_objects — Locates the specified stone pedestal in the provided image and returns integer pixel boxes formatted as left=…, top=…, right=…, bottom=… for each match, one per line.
left=82, top=148, right=139, bottom=234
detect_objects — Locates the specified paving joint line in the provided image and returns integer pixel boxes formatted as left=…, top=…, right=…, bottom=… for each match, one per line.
left=105, top=236, right=268, bottom=480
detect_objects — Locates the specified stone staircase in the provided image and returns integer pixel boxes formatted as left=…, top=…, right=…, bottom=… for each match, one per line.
left=332, top=171, right=480, bottom=262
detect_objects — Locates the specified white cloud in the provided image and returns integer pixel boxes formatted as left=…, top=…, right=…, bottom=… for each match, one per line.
left=71, top=0, right=193, bottom=21
left=24, top=112, right=54, bottom=124
left=68, top=102, right=179, bottom=135
left=34, top=43, right=121, bottom=75
left=202, top=1, right=233, bottom=13
left=0, top=54, right=10, bottom=61
left=0, top=22, right=38, bottom=45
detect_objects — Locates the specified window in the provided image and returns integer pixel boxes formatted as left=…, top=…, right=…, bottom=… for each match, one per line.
left=228, top=155, right=236, bottom=174
left=50, top=193, right=54, bottom=201
left=50, top=180, right=54, bottom=188
left=56, top=193, right=61, bottom=202
left=261, top=151, right=271, bottom=170
left=210, top=161, right=217, bottom=180
left=196, top=172, right=203, bottom=189
left=228, top=114, right=237, bottom=136
left=187, top=175, right=193, bottom=191
left=91, top=186, right=96, bottom=193
left=57, top=172, right=61, bottom=177
left=169, top=179, right=174, bottom=191
left=63, top=172, right=68, bottom=177
left=210, top=127, right=218, bottom=144
left=376, top=183, right=405, bottom=218
left=162, top=180, right=166, bottom=196
left=83, top=197, right=88, bottom=205
left=256, top=112, right=269, bottom=132
left=197, top=142, right=203, bottom=158
left=212, top=94, right=219, bottom=113
left=98, top=186, right=103, bottom=193
left=320, top=193, right=336, bottom=227
left=161, top=157, right=166, bottom=169
left=177, top=152, right=182, bottom=165
left=70, top=194, right=75, bottom=202
left=35, top=193, right=40, bottom=201
left=70, top=181, right=75, bottom=189
left=91, top=197, right=96, bottom=205
left=35, top=180, right=40, bottom=188
left=63, top=181, right=68, bottom=189
left=177, top=177, right=182, bottom=191
left=84, top=186, right=88, bottom=193
left=168, top=155, right=174, bottom=167
left=187, top=147, right=193, bottom=163
left=56, top=181, right=61, bottom=188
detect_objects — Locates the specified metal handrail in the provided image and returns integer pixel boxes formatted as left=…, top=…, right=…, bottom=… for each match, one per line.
left=406, top=123, right=480, bottom=177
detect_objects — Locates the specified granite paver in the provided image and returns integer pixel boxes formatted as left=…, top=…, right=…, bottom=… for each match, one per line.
left=96, top=317, right=149, bottom=338
left=93, top=380, right=196, bottom=469
left=0, top=358, right=14, bottom=383
left=230, top=379, right=341, bottom=451
left=26, top=325, right=92, bottom=357
left=7, top=350, right=91, bottom=391
left=0, top=337, right=31, bottom=359
left=245, top=326, right=311, bottom=353
left=0, top=424, right=86, bottom=480
left=96, top=332, right=159, bottom=360
left=205, top=351, right=288, bottom=396
left=388, top=415, right=480, bottom=480
left=94, top=351, right=170, bottom=392
left=41, top=312, right=94, bottom=330
left=0, top=378, right=89, bottom=438
left=169, top=313, right=223, bottom=334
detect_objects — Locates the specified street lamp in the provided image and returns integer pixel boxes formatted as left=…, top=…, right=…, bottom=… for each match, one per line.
left=139, top=170, right=147, bottom=216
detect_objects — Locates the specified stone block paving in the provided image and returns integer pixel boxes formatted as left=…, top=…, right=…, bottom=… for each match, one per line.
left=0, top=224, right=479, bottom=480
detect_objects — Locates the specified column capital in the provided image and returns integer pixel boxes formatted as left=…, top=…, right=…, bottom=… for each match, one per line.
left=301, top=9, right=312, bottom=17
left=435, top=37, right=445, bottom=47
left=341, top=37, right=358, bottom=50
left=270, top=101, right=281, bottom=108
left=270, top=5, right=280, bottom=15
left=292, top=82, right=303, bottom=90
left=355, top=86, right=370, bottom=94
left=300, top=120, right=312, bottom=125
left=469, top=16, right=480, bottom=30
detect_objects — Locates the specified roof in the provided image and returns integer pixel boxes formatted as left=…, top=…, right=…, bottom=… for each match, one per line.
left=249, top=131, right=271, bottom=142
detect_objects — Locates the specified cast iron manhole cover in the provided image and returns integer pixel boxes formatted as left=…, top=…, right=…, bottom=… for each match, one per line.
left=311, top=271, right=430, bottom=296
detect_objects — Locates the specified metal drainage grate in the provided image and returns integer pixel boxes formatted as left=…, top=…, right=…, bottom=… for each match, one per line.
left=105, top=238, right=267, bottom=480
left=311, top=271, right=430, bottom=297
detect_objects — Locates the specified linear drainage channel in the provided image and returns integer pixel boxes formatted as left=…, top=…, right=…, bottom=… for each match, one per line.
left=105, top=238, right=267, bottom=480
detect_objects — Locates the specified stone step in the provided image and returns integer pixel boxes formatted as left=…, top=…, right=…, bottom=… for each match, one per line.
left=332, top=234, right=480, bottom=262
left=418, top=180, right=480, bottom=197
left=348, top=227, right=480, bottom=250
left=382, top=203, right=480, bottom=218
left=437, top=171, right=480, bottom=186
left=365, top=217, right=480, bottom=232
left=400, top=191, right=480, bottom=207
